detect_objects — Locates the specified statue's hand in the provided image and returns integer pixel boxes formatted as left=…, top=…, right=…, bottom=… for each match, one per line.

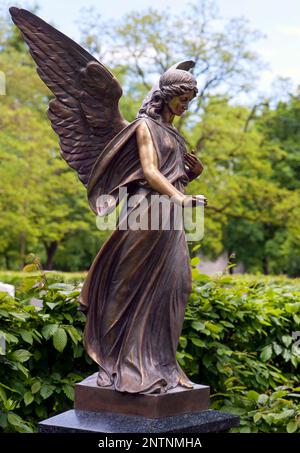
left=175, top=194, right=207, bottom=207
left=184, top=151, right=204, bottom=178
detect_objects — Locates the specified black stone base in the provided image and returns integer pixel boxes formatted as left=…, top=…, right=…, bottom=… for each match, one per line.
left=38, top=409, right=239, bottom=433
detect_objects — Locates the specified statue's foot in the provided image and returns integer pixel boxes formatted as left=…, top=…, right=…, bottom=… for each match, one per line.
left=178, top=376, right=194, bottom=389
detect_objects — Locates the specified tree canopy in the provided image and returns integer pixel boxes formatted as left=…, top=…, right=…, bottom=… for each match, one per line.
left=0, top=1, right=299, bottom=275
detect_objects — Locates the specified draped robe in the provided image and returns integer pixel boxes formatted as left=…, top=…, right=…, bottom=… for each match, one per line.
left=80, top=116, right=194, bottom=394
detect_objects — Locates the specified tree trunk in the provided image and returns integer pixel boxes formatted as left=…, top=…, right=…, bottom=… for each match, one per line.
left=228, top=249, right=235, bottom=274
left=4, top=252, right=10, bottom=270
left=263, top=255, right=269, bottom=275
left=45, top=241, right=58, bottom=270
left=19, top=232, right=26, bottom=268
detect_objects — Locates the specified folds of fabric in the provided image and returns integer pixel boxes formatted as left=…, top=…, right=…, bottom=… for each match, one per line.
left=80, top=117, right=193, bottom=394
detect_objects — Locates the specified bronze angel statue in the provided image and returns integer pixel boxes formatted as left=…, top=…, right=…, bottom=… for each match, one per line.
left=10, top=7, right=207, bottom=395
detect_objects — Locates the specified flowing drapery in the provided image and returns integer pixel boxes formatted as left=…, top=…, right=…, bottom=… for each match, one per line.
left=80, top=117, right=193, bottom=394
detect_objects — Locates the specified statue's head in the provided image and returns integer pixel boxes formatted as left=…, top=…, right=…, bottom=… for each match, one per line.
left=137, top=60, right=198, bottom=120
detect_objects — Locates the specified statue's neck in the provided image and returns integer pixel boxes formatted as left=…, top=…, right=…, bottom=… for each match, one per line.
left=161, top=104, right=175, bottom=125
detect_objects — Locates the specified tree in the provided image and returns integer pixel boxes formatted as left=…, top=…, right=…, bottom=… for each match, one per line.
left=0, top=12, right=109, bottom=270
left=1, top=2, right=299, bottom=275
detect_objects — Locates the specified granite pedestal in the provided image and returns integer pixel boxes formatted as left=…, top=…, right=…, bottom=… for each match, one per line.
left=39, top=409, right=240, bottom=433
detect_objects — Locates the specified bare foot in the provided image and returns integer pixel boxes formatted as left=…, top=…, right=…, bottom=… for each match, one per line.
left=178, top=377, right=194, bottom=389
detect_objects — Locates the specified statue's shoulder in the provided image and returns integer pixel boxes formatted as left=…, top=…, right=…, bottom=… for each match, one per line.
left=135, top=116, right=166, bottom=136
left=133, top=116, right=162, bottom=139
left=133, top=116, right=186, bottom=149
left=135, top=115, right=155, bottom=128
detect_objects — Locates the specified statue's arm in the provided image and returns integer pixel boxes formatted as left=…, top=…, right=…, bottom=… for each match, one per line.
left=136, top=121, right=185, bottom=204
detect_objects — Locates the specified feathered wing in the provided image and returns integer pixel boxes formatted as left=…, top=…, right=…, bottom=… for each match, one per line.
left=9, top=7, right=128, bottom=187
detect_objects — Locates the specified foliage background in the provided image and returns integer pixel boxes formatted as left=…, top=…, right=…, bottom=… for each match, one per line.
left=0, top=0, right=300, bottom=275
left=1, top=0, right=300, bottom=435
left=0, top=266, right=299, bottom=433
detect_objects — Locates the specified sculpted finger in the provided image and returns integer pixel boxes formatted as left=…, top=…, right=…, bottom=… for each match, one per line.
left=185, top=154, right=196, bottom=162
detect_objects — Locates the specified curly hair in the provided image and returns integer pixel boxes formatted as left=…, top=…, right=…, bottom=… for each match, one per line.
left=137, top=68, right=198, bottom=120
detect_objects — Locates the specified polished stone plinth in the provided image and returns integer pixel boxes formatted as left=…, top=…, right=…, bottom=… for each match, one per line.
left=38, top=409, right=240, bottom=433
left=74, top=373, right=210, bottom=418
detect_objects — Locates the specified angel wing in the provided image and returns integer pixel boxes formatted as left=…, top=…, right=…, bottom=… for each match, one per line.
left=9, top=7, right=128, bottom=187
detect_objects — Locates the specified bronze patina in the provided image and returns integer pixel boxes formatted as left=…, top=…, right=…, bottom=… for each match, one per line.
left=10, top=7, right=207, bottom=397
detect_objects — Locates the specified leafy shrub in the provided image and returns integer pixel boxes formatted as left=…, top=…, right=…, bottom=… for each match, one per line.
left=0, top=267, right=96, bottom=432
left=176, top=264, right=300, bottom=432
left=0, top=264, right=300, bottom=432
left=214, top=386, right=300, bottom=433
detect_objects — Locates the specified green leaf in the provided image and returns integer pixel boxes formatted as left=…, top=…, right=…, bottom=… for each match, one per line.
left=40, top=384, right=55, bottom=400
left=287, top=420, right=298, bottom=433
left=42, top=323, right=59, bottom=340
left=11, top=349, right=32, bottom=363
left=253, top=413, right=262, bottom=423
left=285, top=303, right=298, bottom=314
left=7, top=411, right=32, bottom=432
left=7, top=412, right=22, bottom=426
left=292, top=356, right=300, bottom=367
left=260, top=345, right=273, bottom=362
left=273, top=410, right=295, bottom=421
left=192, top=244, right=201, bottom=252
left=273, top=343, right=283, bottom=355
left=0, top=383, right=16, bottom=393
left=64, top=313, right=74, bottom=323
left=7, top=412, right=33, bottom=433
left=16, top=363, right=29, bottom=378
left=206, top=322, right=222, bottom=334
left=0, top=387, right=7, bottom=402
left=257, top=394, right=269, bottom=405
left=0, top=412, right=7, bottom=429
left=53, top=328, right=68, bottom=352
left=240, top=426, right=251, bottom=433
left=46, top=302, right=59, bottom=310
left=48, top=283, right=73, bottom=291
left=191, top=338, right=206, bottom=347
left=191, top=257, right=200, bottom=266
left=24, top=391, right=34, bottom=406
left=293, top=314, right=300, bottom=324
left=65, top=325, right=82, bottom=345
left=62, top=384, right=74, bottom=401
left=220, top=320, right=235, bottom=328
left=191, top=268, right=200, bottom=279
left=283, top=349, right=291, bottom=361
left=0, top=331, right=18, bottom=344
left=221, top=406, right=247, bottom=416
left=282, top=335, right=292, bottom=347
left=20, top=330, right=33, bottom=345
left=262, top=414, right=274, bottom=425
left=10, top=312, right=30, bottom=321
left=23, top=264, right=39, bottom=273
left=179, top=336, right=187, bottom=348
left=31, top=381, right=41, bottom=394
left=247, top=390, right=260, bottom=402
left=191, top=321, right=205, bottom=331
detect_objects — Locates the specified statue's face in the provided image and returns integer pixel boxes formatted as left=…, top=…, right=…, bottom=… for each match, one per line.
left=168, top=90, right=195, bottom=116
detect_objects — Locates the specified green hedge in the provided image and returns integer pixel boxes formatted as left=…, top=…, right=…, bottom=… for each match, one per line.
left=0, top=270, right=86, bottom=287
left=179, top=265, right=300, bottom=432
left=0, top=266, right=300, bottom=433
left=0, top=269, right=96, bottom=432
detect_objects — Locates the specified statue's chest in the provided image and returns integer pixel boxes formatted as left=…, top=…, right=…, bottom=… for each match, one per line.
left=158, top=129, right=186, bottom=168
